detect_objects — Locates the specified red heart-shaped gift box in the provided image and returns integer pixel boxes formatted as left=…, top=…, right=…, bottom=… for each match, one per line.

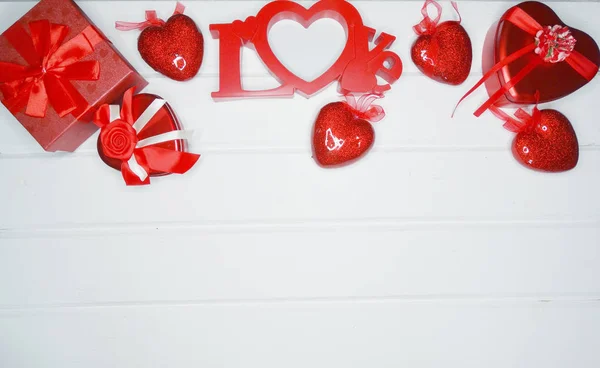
left=482, top=1, right=600, bottom=106
left=97, top=93, right=186, bottom=176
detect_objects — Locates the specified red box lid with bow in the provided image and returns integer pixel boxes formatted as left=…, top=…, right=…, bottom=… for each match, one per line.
left=454, top=1, right=600, bottom=118
left=0, top=0, right=148, bottom=152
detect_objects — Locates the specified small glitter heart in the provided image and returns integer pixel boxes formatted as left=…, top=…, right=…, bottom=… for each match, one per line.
left=138, top=14, right=204, bottom=81
left=312, top=101, right=375, bottom=167
left=512, top=109, right=578, bottom=172
left=411, top=0, right=472, bottom=85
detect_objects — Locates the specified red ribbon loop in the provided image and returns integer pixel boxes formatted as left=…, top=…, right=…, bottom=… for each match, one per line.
left=413, top=0, right=460, bottom=36
left=490, top=105, right=540, bottom=133
left=115, top=2, right=186, bottom=31
left=344, top=94, right=386, bottom=122
left=489, top=91, right=541, bottom=133
left=413, top=0, right=442, bottom=36
left=94, top=87, right=200, bottom=186
left=0, top=20, right=101, bottom=118
left=454, top=6, right=598, bottom=117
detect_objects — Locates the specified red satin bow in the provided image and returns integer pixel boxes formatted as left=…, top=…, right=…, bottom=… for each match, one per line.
left=115, top=2, right=185, bottom=31
left=94, top=88, right=200, bottom=186
left=345, top=94, right=386, bottom=122
left=454, top=6, right=598, bottom=117
left=0, top=20, right=102, bottom=118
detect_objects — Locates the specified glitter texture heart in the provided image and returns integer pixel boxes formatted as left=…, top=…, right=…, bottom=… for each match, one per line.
left=138, top=14, right=204, bottom=81
left=312, top=102, right=374, bottom=167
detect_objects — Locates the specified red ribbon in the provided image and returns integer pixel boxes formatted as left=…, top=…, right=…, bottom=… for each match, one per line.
left=489, top=105, right=541, bottom=133
left=344, top=94, right=386, bottom=122
left=489, top=90, right=541, bottom=133
left=413, top=0, right=460, bottom=36
left=454, top=6, right=599, bottom=117
left=0, top=20, right=102, bottom=118
left=115, top=2, right=185, bottom=31
left=94, top=88, right=200, bottom=186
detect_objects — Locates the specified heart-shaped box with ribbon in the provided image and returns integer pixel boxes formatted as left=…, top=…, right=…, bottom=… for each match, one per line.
left=456, top=1, right=600, bottom=117
left=483, top=1, right=600, bottom=107
left=0, top=0, right=147, bottom=152
left=94, top=87, right=200, bottom=186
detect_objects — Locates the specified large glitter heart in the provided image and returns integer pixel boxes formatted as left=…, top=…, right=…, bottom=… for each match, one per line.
left=512, top=109, right=578, bottom=172
left=97, top=93, right=186, bottom=176
left=312, top=102, right=374, bottom=167
left=483, top=1, right=600, bottom=105
left=411, top=21, right=472, bottom=85
left=138, top=14, right=204, bottom=81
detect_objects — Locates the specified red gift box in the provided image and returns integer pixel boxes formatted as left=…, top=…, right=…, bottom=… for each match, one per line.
left=0, top=0, right=147, bottom=152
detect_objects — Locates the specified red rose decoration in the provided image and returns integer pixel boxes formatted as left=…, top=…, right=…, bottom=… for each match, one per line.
left=94, top=87, right=200, bottom=185
left=99, top=120, right=138, bottom=160
left=534, top=25, right=576, bottom=63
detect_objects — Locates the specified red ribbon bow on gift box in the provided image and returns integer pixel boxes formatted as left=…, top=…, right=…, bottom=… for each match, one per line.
left=0, top=20, right=102, bottom=118
left=94, top=87, right=200, bottom=186
left=454, top=6, right=598, bottom=117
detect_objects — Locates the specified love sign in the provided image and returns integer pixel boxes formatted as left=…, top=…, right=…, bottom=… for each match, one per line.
left=210, top=0, right=403, bottom=99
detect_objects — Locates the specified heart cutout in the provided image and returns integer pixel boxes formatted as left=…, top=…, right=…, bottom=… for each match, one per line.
left=138, top=14, right=204, bottom=81
left=252, top=0, right=363, bottom=96
left=97, top=93, right=186, bottom=176
left=268, top=18, right=346, bottom=82
left=512, top=109, right=578, bottom=172
left=483, top=1, right=600, bottom=105
left=312, top=102, right=374, bottom=166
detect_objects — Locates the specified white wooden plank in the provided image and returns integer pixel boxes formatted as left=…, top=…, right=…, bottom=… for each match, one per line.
left=1, top=301, right=599, bottom=368
left=0, top=226, right=598, bottom=307
left=1, top=74, right=599, bottom=155
left=1, top=150, right=599, bottom=229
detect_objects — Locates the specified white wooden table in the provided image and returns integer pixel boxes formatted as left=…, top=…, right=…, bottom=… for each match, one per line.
left=1, top=1, right=599, bottom=367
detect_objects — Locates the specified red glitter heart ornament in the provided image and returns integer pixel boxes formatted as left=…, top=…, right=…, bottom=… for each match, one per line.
left=139, top=14, right=203, bottom=81
left=97, top=93, right=187, bottom=176
left=312, top=95, right=385, bottom=167
left=491, top=105, right=578, bottom=172
left=116, top=3, right=204, bottom=81
left=411, top=0, right=472, bottom=85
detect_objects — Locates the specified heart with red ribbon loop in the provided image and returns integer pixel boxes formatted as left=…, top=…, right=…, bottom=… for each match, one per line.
left=312, top=94, right=385, bottom=167
left=489, top=102, right=579, bottom=173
